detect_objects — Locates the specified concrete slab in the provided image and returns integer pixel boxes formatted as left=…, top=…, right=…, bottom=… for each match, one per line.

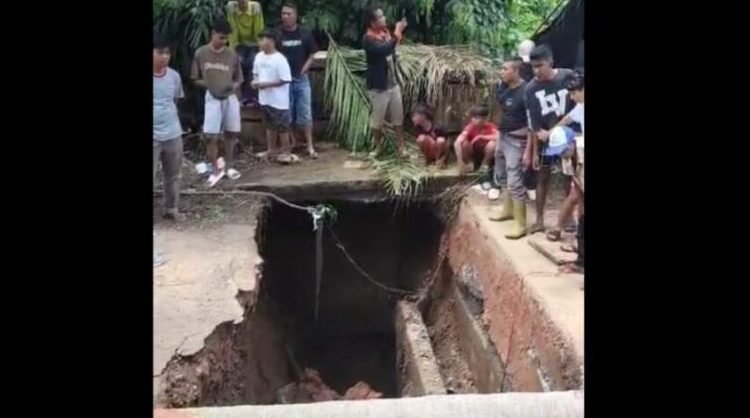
left=153, top=391, right=584, bottom=418
left=395, top=301, right=446, bottom=396
left=153, top=220, right=262, bottom=401
left=527, top=235, right=577, bottom=266
left=227, top=144, right=463, bottom=198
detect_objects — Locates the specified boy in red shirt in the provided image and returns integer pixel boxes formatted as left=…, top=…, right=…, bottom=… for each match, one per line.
left=454, top=104, right=499, bottom=175
left=412, top=104, right=448, bottom=168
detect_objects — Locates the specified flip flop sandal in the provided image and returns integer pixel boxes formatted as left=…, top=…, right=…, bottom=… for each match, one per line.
left=546, top=229, right=562, bottom=242
left=308, top=150, right=318, bottom=159
left=227, top=168, right=241, bottom=180
left=560, top=243, right=578, bottom=253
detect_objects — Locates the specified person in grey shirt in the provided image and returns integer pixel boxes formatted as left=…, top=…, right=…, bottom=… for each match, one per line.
left=153, top=33, right=185, bottom=221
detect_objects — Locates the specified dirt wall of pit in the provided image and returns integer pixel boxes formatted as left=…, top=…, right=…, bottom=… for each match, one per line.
left=443, top=202, right=583, bottom=391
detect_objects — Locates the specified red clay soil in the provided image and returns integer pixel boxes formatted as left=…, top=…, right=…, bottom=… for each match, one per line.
left=281, top=368, right=383, bottom=403
left=445, top=204, right=582, bottom=391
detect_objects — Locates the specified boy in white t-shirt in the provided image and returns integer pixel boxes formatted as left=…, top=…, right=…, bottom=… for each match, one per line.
left=252, top=30, right=295, bottom=163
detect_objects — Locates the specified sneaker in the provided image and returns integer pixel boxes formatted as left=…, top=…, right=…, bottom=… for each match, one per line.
left=227, top=168, right=241, bottom=180
left=487, top=188, right=501, bottom=201
left=207, top=170, right=225, bottom=187
left=471, top=184, right=488, bottom=196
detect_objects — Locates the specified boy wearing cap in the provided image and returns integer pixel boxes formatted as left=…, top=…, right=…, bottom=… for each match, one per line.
left=554, top=74, right=584, bottom=274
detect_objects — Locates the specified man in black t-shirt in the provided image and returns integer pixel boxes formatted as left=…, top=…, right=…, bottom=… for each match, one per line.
left=489, top=57, right=530, bottom=239
left=276, top=3, right=319, bottom=158
left=525, top=45, right=575, bottom=234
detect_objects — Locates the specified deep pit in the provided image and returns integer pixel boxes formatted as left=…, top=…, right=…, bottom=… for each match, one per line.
left=155, top=195, right=580, bottom=409
left=262, top=199, right=446, bottom=399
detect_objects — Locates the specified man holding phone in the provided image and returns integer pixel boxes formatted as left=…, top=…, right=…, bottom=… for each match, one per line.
left=363, top=6, right=407, bottom=157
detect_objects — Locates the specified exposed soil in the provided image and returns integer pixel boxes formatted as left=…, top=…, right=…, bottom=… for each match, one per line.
left=426, top=295, right=477, bottom=394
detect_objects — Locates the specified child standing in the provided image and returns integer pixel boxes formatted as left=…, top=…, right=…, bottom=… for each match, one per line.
left=556, top=73, right=584, bottom=274
left=252, top=30, right=294, bottom=163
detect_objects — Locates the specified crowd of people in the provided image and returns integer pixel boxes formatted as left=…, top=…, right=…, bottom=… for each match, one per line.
left=153, top=2, right=584, bottom=273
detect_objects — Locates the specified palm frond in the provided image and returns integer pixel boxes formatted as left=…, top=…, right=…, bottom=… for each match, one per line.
left=369, top=154, right=429, bottom=199
left=324, top=36, right=372, bottom=153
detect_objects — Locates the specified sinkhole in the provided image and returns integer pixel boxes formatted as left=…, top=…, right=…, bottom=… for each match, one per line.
left=156, top=196, right=518, bottom=409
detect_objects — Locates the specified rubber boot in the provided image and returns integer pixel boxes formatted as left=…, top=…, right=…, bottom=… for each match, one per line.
left=489, top=192, right=514, bottom=222
left=505, top=199, right=527, bottom=239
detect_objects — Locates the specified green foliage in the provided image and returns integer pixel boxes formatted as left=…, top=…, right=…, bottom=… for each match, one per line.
left=154, top=0, right=227, bottom=75
left=153, top=0, right=561, bottom=72
left=324, top=40, right=498, bottom=152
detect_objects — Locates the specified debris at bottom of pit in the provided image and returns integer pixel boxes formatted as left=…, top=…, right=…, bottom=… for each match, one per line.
left=276, top=368, right=383, bottom=404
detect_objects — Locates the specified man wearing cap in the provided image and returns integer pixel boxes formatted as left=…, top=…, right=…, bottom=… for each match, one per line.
left=517, top=39, right=536, bottom=82
left=525, top=45, right=575, bottom=234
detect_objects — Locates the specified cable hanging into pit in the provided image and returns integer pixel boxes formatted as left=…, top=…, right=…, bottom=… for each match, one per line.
left=227, top=190, right=414, bottom=319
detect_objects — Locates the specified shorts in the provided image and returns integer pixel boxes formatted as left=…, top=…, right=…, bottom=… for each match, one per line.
left=369, top=85, right=404, bottom=129
left=417, top=135, right=447, bottom=162
left=262, top=105, right=291, bottom=133
left=203, top=92, right=241, bottom=135
left=289, top=75, right=313, bottom=127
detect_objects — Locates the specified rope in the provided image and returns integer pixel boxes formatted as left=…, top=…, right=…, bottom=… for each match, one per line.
left=326, top=224, right=416, bottom=296
left=314, top=222, right=324, bottom=321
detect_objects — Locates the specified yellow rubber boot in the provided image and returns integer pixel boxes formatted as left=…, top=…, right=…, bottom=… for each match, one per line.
left=489, top=192, right=514, bottom=222
left=505, top=199, right=527, bottom=239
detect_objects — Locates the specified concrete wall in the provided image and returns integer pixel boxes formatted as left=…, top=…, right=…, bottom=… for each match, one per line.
left=395, top=301, right=445, bottom=396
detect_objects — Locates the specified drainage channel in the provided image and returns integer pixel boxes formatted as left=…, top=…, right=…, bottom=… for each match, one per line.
left=155, top=194, right=572, bottom=409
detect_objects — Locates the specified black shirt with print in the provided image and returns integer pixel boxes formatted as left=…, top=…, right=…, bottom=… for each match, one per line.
left=525, top=68, right=574, bottom=131
left=275, top=26, right=317, bottom=78
left=495, top=80, right=528, bottom=133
